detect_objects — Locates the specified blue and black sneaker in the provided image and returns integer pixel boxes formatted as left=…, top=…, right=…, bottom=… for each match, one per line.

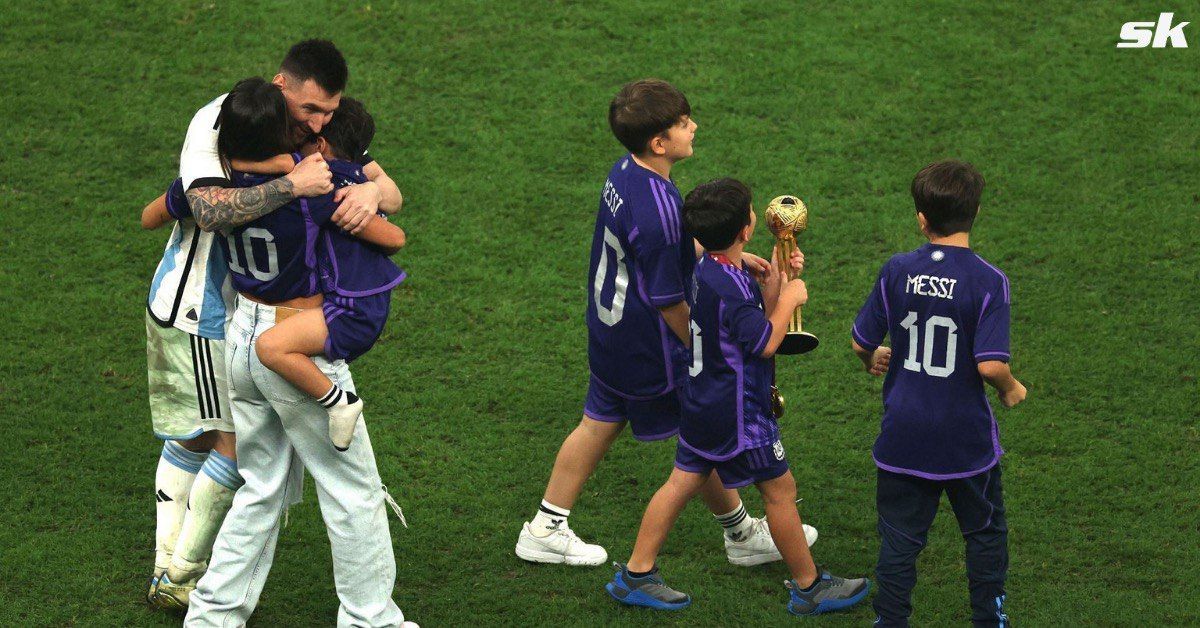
left=785, top=569, right=870, bottom=616
left=605, top=562, right=691, bottom=610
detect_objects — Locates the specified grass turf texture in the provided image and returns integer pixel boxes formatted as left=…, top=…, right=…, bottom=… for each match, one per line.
left=1, top=1, right=1197, bottom=625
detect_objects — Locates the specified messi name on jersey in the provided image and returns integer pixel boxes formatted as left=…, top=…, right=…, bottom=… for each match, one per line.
left=905, top=274, right=958, bottom=300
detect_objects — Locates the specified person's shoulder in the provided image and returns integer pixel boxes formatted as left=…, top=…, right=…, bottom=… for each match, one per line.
left=880, top=248, right=919, bottom=276
left=615, top=155, right=675, bottom=198
left=967, top=250, right=1010, bottom=300
left=230, top=170, right=276, bottom=188
left=329, top=158, right=367, bottom=186
left=700, top=259, right=755, bottom=303
left=189, top=93, right=228, bottom=128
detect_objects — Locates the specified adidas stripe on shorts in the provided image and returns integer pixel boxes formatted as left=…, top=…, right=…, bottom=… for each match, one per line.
left=146, top=311, right=233, bottom=439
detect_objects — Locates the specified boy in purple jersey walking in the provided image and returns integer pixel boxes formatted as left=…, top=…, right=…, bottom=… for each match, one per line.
left=607, top=178, right=869, bottom=615
left=232, top=98, right=408, bottom=451
left=517, top=80, right=800, bottom=568
left=851, top=160, right=1027, bottom=627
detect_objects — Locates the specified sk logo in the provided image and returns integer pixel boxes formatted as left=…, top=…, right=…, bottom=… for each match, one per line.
left=1118, top=13, right=1189, bottom=48
left=773, top=440, right=786, bottom=461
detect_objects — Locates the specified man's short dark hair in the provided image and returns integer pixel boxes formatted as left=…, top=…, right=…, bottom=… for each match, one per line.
left=608, top=79, right=691, bottom=155
left=280, top=39, right=348, bottom=95
left=683, top=178, right=753, bottom=251
left=321, top=97, right=375, bottom=162
left=217, top=77, right=293, bottom=163
left=911, top=160, right=985, bottom=236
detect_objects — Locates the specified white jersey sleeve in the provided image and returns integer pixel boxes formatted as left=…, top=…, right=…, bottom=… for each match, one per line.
left=179, top=93, right=229, bottom=189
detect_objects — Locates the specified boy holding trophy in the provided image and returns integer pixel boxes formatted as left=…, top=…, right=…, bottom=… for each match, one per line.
left=516, top=80, right=804, bottom=568
left=606, top=178, right=869, bottom=616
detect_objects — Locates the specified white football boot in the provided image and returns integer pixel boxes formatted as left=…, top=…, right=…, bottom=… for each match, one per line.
left=515, top=521, right=608, bottom=566
left=151, top=571, right=200, bottom=610
left=725, top=517, right=818, bottom=566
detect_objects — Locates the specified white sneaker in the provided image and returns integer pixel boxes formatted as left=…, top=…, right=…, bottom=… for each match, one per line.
left=515, top=521, right=608, bottom=566
left=328, top=397, right=364, bottom=451
left=725, top=517, right=818, bottom=566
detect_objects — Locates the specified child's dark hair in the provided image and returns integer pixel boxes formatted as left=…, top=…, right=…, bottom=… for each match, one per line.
left=280, top=39, right=348, bottom=95
left=320, top=97, right=375, bottom=162
left=217, top=77, right=293, bottom=164
left=608, top=79, right=691, bottom=155
left=682, top=178, right=753, bottom=251
left=911, top=160, right=985, bottom=236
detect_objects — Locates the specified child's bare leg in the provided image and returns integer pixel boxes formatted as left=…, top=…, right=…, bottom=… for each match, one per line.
left=256, top=308, right=361, bottom=450
left=627, top=467, right=710, bottom=572
left=255, top=309, right=332, bottom=399
left=759, top=472, right=818, bottom=587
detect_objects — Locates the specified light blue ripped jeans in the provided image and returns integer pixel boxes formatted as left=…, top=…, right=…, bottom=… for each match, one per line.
left=186, top=296, right=405, bottom=628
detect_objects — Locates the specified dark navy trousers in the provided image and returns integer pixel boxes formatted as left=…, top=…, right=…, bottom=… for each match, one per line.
left=873, top=465, right=1009, bottom=627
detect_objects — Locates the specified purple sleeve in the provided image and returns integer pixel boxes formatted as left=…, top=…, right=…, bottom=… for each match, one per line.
left=164, top=178, right=191, bottom=220
left=852, top=265, right=890, bottom=351
left=302, top=190, right=339, bottom=226
left=631, top=180, right=686, bottom=307
left=726, top=299, right=773, bottom=356
left=974, top=288, right=1011, bottom=363
left=638, top=245, right=686, bottom=307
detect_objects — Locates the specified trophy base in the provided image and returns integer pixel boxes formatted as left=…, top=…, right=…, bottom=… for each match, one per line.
left=777, top=331, right=819, bottom=355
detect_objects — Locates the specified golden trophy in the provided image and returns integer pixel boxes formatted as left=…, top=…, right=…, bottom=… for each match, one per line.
left=765, top=194, right=819, bottom=355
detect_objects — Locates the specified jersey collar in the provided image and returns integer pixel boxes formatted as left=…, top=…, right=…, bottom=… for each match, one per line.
left=708, top=252, right=738, bottom=267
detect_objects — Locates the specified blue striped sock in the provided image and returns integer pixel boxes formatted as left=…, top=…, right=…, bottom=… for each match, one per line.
left=162, top=440, right=208, bottom=474
left=200, top=451, right=245, bottom=491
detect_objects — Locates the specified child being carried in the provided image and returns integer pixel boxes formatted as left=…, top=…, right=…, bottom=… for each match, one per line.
left=234, top=98, right=407, bottom=450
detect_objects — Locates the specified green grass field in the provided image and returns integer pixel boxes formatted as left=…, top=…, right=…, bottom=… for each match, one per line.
left=2, top=1, right=1197, bottom=625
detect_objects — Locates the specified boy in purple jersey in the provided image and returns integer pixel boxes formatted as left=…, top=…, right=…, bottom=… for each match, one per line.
left=608, top=179, right=869, bottom=615
left=851, top=160, right=1027, bottom=627
left=233, top=98, right=407, bottom=451
left=517, top=80, right=796, bottom=568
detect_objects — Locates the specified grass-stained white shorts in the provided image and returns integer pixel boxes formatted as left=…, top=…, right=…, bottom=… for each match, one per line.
left=146, top=311, right=234, bottom=439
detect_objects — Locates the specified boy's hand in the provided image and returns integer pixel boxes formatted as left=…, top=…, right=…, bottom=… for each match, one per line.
left=781, top=277, right=807, bottom=309
left=789, top=248, right=805, bottom=275
left=866, top=346, right=891, bottom=376
left=759, top=245, right=784, bottom=308
left=286, top=153, right=333, bottom=197
left=999, top=380, right=1027, bottom=408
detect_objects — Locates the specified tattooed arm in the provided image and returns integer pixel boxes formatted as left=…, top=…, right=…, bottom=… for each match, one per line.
left=186, top=178, right=294, bottom=232
left=186, top=152, right=333, bottom=232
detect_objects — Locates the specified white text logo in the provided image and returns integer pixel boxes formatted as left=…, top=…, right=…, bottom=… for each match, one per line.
left=1118, top=13, right=1189, bottom=48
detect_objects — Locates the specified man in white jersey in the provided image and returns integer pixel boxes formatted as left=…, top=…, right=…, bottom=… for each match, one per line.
left=145, top=39, right=404, bottom=613
left=173, top=44, right=415, bottom=627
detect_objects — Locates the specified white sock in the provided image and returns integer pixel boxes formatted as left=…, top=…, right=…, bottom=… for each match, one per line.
left=530, top=500, right=570, bottom=538
left=715, top=501, right=754, bottom=542
left=155, top=441, right=207, bottom=575
left=166, top=451, right=243, bottom=582
left=319, top=384, right=359, bottom=408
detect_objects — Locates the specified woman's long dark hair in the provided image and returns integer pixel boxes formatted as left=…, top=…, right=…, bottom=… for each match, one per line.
left=216, top=77, right=293, bottom=170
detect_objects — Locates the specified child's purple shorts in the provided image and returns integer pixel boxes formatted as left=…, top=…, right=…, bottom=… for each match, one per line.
left=322, top=293, right=391, bottom=363
left=674, top=440, right=790, bottom=489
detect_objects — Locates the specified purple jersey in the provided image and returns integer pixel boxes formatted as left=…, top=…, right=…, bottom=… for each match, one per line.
left=316, top=158, right=406, bottom=297
left=852, top=243, right=1012, bottom=479
left=679, top=255, right=776, bottom=460
left=587, top=155, right=695, bottom=398
left=215, top=170, right=339, bottom=303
